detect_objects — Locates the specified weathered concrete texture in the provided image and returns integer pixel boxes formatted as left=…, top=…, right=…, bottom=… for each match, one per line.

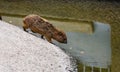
left=0, top=21, right=77, bottom=72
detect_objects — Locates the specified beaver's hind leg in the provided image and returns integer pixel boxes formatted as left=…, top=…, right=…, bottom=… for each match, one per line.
left=31, top=30, right=36, bottom=33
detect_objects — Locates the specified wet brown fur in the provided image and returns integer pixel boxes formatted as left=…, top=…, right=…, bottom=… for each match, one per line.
left=23, top=14, right=67, bottom=43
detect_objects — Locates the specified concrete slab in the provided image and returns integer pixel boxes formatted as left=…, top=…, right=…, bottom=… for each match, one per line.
left=0, top=21, right=77, bottom=72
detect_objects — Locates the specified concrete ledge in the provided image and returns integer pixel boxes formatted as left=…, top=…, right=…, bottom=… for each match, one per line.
left=0, top=21, right=77, bottom=72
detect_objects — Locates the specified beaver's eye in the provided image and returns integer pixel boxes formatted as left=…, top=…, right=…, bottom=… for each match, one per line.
left=58, top=32, right=62, bottom=35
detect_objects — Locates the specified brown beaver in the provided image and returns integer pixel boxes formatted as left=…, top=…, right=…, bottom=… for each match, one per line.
left=23, top=14, right=67, bottom=44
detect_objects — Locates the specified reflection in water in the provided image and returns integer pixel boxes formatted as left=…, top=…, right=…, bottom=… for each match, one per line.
left=2, top=15, right=94, bottom=34
left=54, top=22, right=111, bottom=68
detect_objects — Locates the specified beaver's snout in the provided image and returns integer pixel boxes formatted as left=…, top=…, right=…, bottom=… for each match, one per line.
left=63, top=39, right=67, bottom=44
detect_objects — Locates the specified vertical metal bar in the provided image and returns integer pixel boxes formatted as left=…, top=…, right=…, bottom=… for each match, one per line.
left=100, top=67, right=102, bottom=72
left=91, top=66, right=94, bottom=72
left=83, top=65, right=86, bottom=72
left=108, top=67, right=110, bottom=72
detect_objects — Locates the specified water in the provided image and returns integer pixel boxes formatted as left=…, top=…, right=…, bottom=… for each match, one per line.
left=54, top=22, right=111, bottom=68
left=2, top=15, right=111, bottom=69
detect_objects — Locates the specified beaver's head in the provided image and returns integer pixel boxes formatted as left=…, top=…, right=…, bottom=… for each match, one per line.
left=54, top=31, right=67, bottom=44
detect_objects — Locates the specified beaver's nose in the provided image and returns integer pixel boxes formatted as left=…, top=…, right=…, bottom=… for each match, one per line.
left=64, top=40, right=67, bottom=44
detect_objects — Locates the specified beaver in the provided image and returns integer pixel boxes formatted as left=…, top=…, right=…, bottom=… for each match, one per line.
left=23, top=14, right=67, bottom=44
